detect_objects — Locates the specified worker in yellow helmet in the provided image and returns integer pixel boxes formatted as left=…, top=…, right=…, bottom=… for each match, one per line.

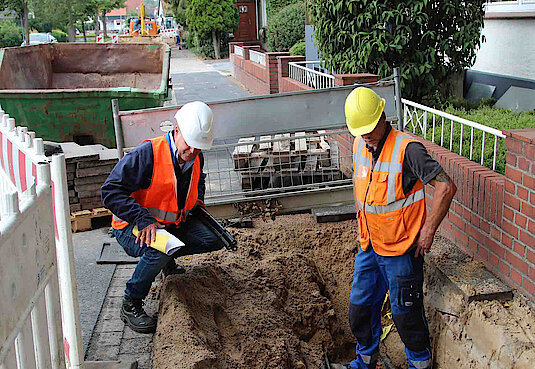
left=332, top=87, right=456, bottom=369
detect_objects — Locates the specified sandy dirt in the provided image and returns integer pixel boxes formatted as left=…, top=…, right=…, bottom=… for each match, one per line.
left=153, top=214, right=535, bottom=369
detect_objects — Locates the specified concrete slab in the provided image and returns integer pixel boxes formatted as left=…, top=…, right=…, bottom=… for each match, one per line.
left=495, top=86, right=535, bottom=112
left=172, top=71, right=249, bottom=104
left=97, top=241, right=138, bottom=264
left=313, top=204, right=356, bottom=223
left=428, top=235, right=513, bottom=302
left=466, top=82, right=496, bottom=102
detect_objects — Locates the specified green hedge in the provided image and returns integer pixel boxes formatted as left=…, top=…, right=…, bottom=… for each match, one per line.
left=409, top=102, right=535, bottom=174
left=187, top=31, right=229, bottom=59
left=267, top=2, right=305, bottom=52
left=289, top=40, right=305, bottom=56
left=0, top=21, right=23, bottom=48
left=51, top=29, right=68, bottom=42
left=267, top=0, right=302, bottom=17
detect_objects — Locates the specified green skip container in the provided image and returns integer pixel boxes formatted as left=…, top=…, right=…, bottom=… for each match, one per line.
left=0, top=43, right=170, bottom=147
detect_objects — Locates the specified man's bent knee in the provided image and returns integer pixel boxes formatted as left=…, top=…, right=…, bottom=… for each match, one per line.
left=349, top=303, right=373, bottom=346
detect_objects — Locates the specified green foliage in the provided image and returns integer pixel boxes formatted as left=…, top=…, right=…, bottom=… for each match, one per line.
left=168, top=0, right=187, bottom=26
left=187, top=30, right=229, bottom=59
left=0, top=20, right=23, bottom=47
left=51, top=28, right=68, bottom=42
left=408, top=101, right=535, bottom=174
left=308, top=0, right=487, bottom=101
left=29, top=18, right=52, bottom=33
left=289, top=40, right=305, bottom=56
left=267, top=2, right=305, bottom=52
left=186, top=0, right=238, bottom=37
left=266, top=0, right=301, bottom=17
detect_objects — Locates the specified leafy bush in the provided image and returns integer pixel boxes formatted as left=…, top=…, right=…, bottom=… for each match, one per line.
left=308, top=0, right=486, bottom=101
left=29, top=19, right=53, bottom=33
left=267, top=0, right=302, bottom=17
left=267, top=2, right=305, bottom=52
left=187, top=31, right=229, bottom=59
left=0, top=21, right=23, bottom=48
left=289, top=40, right=305, bottom=56
left=408, top=101, right=535, bottom=174
left=51, top=29, right=68, bottom=42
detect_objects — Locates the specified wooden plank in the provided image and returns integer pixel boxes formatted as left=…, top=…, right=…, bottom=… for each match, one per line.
left=232, top=137, right=256, bottom=156
left=294, top=132, right=307, bottom=153
left=259, top=135, right=272, bottom=151
left=273, top=133, right=291, bottom=153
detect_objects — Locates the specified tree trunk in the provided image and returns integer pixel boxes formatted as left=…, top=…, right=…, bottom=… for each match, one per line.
left=212, top=29, right=221, bottom=59
left=95, top=12, right=100, bottom=35
left=82, top=21, right=87, bottom=43
left=66, top=0, right=76, bottom=42
left=23, top=1, right=29, bottom=46
left=102, top=10, right=108, bottom=38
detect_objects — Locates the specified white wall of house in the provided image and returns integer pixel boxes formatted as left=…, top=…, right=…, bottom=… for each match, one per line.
left=105, top=18, right=124, bottom=32
left=472, top=18, right=535, bottom=81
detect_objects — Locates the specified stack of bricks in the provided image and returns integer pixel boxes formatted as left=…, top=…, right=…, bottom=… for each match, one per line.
left=61, top=143, right=118, bottom=213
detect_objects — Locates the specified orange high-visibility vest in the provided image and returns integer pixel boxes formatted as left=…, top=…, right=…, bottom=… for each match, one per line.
left=352, top=129, right=426, bottom=256
left=111, top=135, right=201, bottom=230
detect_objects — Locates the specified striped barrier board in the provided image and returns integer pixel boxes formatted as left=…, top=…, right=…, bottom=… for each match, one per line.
left=96, top=35, right=104, bottom=43
left=112, top=34, right=119, bottom=44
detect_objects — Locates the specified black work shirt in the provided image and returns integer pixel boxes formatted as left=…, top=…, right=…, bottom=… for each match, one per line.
left=366, top=125, right=442, bottom=195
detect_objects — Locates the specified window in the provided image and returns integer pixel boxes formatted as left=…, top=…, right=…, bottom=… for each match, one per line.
left=485, top=0, right=535, bottom=17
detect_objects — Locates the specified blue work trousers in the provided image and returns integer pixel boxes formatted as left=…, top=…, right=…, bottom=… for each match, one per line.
left=348, top=246, right=432, bottom=369
left=113, top=216, right=223, bottom=300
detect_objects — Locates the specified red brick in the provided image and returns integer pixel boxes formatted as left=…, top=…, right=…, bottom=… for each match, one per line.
left=502, top=232, right=514, bottom=248
left=471, top=213, right=481, bottom=227
left=523, top=277, right=535, bottom=295
left=528, top=220, right=535, bottom=234
left=515, top=213, right=527, bottom=228
left=499, top=260, right=511, bottom=276
left=478, top=246, right=489, bottom=261
left=526, top=143, right=535, bottom=160
left=487, top=238, right=505, bottom=258
left=490, top=226, right=501, bottom=241
left=531, top=191, right=535, bottom=206
left=504, top=192, right=521, bottom=211
left=462, top=207, right=471, bottom=221
left=505, top=137, right=524, bottom=154
left=449, top=212, right=465, bottom=232
left=506, top=165, right=523, bottom=184
left=453, top=227, right=469, bottom=246
left=530, top=266, right=535, bottom=280
left=513, top=241, right=526, bottom=257
left=524, top=174, right=535, bottom=190
left=502, top=219, right=519, bottom=239
left=470, top=225, right=487, bottom=245
left=518, top=156, right=531, bottom=171
left=489, top=253, right=499, bottom=267
left=506, top=152, right=517, bottom=166
left=520, top=231, right=535, bottom=249
left=469, top=238, right=478, bottom=254
left=511, top=268, right=522, bottom=286
left=481, top=220, right=491, bottom=233
left=506, top=251, right=529, bottom=273
left=517, top=186, right=529, bottom=201
left=503, top=206, right=514, bottom=222
left=522, top=201, right=535, bottom=218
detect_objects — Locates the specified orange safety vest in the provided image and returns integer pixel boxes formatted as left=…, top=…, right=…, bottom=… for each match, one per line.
left=353, top=129, right=426, bottom=256
left=111, top=135, right=201, bottom=230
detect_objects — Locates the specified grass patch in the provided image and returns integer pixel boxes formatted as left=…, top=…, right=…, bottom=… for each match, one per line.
left=407, top=102, right=535, bottom=174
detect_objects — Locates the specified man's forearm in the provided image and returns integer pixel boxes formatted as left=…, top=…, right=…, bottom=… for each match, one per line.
left=425, top=170, right=457, bottom=233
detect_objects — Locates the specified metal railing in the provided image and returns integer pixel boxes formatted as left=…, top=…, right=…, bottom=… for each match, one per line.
left=234, top=46, right=244, bottom=58
left=249, top=49, right=267, bottom=66
left=402, top=99, right=506, bottom=172
left=204, top=129, right=353, bottom=204
left=288, top=61, right=335, bottom=89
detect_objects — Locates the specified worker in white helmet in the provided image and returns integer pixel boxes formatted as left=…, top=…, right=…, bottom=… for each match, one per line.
left=102, top=101, right=223, bottom=334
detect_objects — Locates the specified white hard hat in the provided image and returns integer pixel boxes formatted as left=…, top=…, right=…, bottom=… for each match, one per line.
left=174, top=101, right=214, bottom=150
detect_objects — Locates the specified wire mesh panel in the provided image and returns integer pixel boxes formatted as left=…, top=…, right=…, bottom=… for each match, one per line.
left=204, top=128, right=354, bottom=204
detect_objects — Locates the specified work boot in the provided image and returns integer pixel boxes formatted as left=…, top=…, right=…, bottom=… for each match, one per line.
left=120, top=296, right=157, bottom=334
left=162, top=261, right=185, bottom=276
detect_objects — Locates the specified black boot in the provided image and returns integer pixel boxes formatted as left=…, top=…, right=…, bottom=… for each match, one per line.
left=162, top=261, right=185, bottom=276
left=120, top=296, right=157, bottom=334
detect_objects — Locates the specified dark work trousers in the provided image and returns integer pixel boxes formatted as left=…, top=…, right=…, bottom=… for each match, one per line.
left=348, top=246, right=432, bottom=369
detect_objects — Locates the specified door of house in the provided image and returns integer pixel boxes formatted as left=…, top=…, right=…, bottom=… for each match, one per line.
left=234, top=1, right=257, bottom=41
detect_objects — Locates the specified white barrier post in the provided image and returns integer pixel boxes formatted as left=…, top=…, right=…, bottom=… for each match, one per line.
left=51, top=154, right=84, bottom=369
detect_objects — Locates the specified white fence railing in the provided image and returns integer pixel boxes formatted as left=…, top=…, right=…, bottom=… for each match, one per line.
left=249, top=49, right=267, bottom=66
left=288, top=61, right=335, bottom=89
left=0, top=108, right=84, bottom=369
left=234, top=46, right=244, bottom=58
left=402, top=99, right=506, bottom=172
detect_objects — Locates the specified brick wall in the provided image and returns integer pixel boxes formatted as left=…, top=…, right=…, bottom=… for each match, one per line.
left=414, top=129, right=535, bottom=298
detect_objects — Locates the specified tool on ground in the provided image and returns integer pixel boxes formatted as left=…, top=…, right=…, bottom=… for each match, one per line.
left=190, top=206, right=238, bottom=251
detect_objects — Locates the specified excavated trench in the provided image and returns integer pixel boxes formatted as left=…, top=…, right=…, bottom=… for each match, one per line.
left=153, top=214, right=535, bottom=369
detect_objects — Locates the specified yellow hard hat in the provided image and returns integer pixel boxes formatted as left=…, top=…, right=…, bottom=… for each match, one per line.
left=345, top=87, right=385, bottom=137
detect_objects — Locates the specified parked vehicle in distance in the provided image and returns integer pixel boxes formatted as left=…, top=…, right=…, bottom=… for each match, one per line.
left=21, top=33, right=58, bottom=46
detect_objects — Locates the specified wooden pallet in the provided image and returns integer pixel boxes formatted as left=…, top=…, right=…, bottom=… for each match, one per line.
left=71, top=207, right=112, bottom=232
left=232, top=131, right=343, bottom=191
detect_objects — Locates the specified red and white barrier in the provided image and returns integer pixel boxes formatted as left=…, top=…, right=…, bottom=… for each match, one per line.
left=111, top=34, right=119, bottom=44
left=0, top=107, right=84, bottom=369
left=96, top=35, right=104, bottom=43
left=161, top=28, right=176, bottom=38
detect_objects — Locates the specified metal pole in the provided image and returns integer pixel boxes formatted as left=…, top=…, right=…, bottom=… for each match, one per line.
left=394, top=67, right=403, bottom=131
left=112, top=99, right=125, bottom=159
left=51, top=154, right=84, bottom=369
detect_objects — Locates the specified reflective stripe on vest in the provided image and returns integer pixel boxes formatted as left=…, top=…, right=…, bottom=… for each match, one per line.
left=352, top=128, right=426, bottom=256
left=111, top=135, right=201, bottom=230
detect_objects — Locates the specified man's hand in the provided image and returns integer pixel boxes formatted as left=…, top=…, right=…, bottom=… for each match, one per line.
left=415, top=226, right=434, bottom=257
left=136, top=222, right=165, bottom=248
